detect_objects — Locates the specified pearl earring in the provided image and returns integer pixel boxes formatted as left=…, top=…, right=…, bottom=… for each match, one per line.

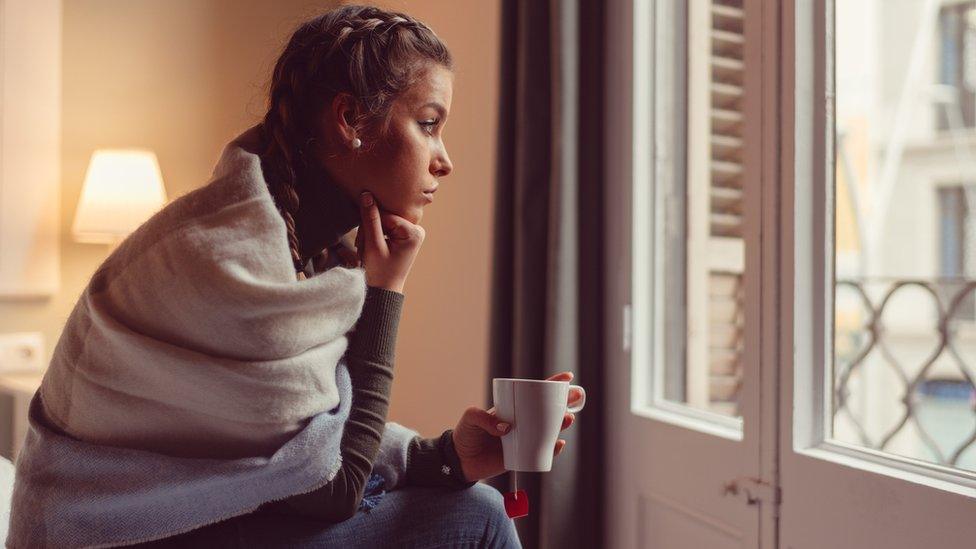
left=351, top=137, right=362, bottom=149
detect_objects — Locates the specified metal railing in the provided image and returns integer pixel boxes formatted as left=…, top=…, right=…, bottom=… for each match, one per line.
left=834, top=277, right=976, bottom=468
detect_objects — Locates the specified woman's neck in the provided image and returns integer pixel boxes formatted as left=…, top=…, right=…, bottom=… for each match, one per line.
left=245, top=123, right=359, bottom=261
left=293, top=163, right=361, bottom=261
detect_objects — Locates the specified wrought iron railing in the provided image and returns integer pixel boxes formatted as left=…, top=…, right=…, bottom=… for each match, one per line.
left=833, top=277, right=976, bottom=469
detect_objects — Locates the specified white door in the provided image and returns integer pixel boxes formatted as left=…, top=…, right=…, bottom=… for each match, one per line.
left=779, top=0, right=976, bottom=547
left=605, top=0, right=776, bottom=547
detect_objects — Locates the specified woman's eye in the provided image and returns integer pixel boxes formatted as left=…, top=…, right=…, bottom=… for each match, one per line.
left=420, top=119, right=439, bottom=135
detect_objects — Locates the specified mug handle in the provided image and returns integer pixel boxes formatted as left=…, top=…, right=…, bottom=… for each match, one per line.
left=567, top=384, right=586, bottom=413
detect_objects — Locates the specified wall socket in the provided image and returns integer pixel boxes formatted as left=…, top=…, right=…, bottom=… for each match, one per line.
left=0, top=332, right=44, bottom=373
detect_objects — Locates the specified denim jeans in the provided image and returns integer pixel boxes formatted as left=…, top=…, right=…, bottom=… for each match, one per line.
left=131, top=482, right=522, bottom=548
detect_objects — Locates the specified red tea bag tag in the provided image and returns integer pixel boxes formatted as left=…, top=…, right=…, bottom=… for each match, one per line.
left=503, top=489, right=529, bottom=519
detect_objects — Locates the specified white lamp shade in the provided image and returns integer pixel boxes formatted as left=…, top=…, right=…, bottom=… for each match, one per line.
left=72, top=149, right=168, bottom=244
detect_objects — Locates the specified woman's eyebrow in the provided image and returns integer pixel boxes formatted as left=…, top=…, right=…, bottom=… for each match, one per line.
left=420, top=102, right=447, bottom=117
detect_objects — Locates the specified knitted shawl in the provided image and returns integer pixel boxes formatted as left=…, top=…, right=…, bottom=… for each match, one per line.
left=6, top=129, right=417, bottom=548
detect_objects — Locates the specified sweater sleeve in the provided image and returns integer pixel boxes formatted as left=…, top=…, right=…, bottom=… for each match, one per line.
left=263, top=285, right=404, bottom=521
left=372, top=423, right=477, bottom=490
left=405, top=429, right=479, bottom=489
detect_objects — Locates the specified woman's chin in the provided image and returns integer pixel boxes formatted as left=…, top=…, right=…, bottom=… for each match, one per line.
left=382, top=203, right=423, bottom=224
left=405, top=205, right=425, bottom=224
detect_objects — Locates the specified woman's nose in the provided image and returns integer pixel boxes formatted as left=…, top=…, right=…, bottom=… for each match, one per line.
left=432, top=151, right=453, bottom=178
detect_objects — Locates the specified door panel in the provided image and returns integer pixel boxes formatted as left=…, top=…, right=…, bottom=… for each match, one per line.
left=605, top=0, right=770, bottom=547
left=641, top=494, right=745, bottom=549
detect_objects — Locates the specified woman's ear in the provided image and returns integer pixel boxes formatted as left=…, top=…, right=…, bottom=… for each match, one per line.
left=329, top=92, right=360, bottom=144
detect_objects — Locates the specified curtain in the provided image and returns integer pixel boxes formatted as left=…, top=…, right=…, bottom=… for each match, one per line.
left=486, top=0, right=606, bottom=547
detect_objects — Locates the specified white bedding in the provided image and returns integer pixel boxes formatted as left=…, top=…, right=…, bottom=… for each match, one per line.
left=0, top=455, right=13, bottom=542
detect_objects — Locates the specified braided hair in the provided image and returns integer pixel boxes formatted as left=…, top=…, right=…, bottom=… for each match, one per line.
left=259, top=5, right=453, bottom=279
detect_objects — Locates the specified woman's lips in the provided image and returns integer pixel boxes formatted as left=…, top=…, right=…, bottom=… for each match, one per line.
left=422, top=191, right=434, bottom=203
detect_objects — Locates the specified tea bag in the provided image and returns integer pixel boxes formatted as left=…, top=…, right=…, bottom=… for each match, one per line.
left=503, top=470, right=529, bottom=519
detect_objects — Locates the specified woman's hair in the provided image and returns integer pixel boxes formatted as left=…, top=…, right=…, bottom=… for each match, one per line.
left=259, top=4, right=453, bottom=277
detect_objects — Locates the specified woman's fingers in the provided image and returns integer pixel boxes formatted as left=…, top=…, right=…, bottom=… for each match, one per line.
left=358, top=192, right=386, bottom=253
left=544, top=372, right=582, bottom=406
left=463, top=406, right=511, bottom=437
left=546, top=371, right=573, bottom=382
left=554, top=439, right=567, bottom=456
left=379, top=213, right=425, bottom=243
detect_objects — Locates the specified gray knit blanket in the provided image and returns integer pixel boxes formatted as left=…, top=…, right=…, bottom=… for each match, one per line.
left=6, top=128, right=417, bottom=548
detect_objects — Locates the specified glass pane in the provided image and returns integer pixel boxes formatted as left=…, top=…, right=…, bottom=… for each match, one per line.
left=655, top=0, right=746, bottom=420
left=833, top=0, right=976, bottom=472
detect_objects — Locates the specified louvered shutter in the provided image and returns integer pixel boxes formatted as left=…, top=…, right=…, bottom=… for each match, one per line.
left=686, top=0, right=745, bottom=415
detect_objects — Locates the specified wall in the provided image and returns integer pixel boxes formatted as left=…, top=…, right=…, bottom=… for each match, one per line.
left=0, top=0, right=499, bottom=441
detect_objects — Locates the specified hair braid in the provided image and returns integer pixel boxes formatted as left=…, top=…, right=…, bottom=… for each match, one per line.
left=258, top=5, right=452, bottom=280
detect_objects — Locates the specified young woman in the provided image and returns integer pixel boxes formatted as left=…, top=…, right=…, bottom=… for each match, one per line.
left=7, top=5, right=580, bottom=548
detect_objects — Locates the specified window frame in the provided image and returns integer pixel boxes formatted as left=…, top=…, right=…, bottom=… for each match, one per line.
left=629, top=0, right=746, bottom=440
left=790, top=0, right=976, bottom=496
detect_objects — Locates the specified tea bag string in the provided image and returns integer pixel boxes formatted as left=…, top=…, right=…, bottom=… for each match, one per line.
left=508, top=386, right=518, bottom=499
left=510, top=382, right=519, bottom=497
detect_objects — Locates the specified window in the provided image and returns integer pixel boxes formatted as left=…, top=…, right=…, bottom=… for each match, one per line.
left=937, top=185, right=975, bottom=321
left=832, top=0, right=976, bottom=472
left=645, top=0, right=747, bottom=423
left=937, top=1, right=976, bottom=131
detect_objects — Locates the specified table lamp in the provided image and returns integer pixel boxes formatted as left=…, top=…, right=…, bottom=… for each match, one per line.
left=71, top=149, right=167, bottom=246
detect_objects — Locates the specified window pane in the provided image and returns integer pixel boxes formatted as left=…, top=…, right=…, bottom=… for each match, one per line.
left=833, top=0, right=976, bottom=472
left=655, top=0, right=746, bottom=420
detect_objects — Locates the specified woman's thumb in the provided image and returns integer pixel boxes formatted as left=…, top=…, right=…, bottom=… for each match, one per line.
left=464, top=406, right=511, bottom=437
left=358, top=191, right=386, bottom=253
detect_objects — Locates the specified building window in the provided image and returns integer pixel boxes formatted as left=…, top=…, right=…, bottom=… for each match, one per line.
left=937, top=1, right=976, bottom=131
left=937, top=185, right=975, bottom=320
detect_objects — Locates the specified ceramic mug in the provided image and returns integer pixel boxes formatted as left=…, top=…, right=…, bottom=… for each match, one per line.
left=492, top=378, right=586, bottom=472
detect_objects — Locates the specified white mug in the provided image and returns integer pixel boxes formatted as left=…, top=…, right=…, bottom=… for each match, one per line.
left=492, top=378, right=586, bottom=472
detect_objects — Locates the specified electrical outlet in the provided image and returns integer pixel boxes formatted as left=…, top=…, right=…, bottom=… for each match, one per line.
left=0, top=332, right=44, bottom=373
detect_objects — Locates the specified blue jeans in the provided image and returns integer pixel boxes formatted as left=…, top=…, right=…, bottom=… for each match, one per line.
left=132, top=483, right=522, bottom=548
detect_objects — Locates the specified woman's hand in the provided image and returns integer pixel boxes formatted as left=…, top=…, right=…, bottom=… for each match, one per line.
left=355, top=191, right=424, bottom=293
left=451, top=371, right=583, bottom=483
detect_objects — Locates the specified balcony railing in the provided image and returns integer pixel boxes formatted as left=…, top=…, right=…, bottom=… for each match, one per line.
left=834, top=277, right=976, bottom=469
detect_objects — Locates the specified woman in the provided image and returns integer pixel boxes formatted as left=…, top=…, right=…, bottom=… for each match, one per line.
left=7, top=4, right=579, bottom=548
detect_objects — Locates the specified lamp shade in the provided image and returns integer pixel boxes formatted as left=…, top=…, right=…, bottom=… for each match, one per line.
left=72, top=149, right=167, bottom=244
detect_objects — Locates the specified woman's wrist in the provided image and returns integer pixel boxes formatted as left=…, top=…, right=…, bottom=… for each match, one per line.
left=365, top=274, right=405, bottom=294
left=440, top=429, right=477, bottom=485
left=368, top=282, right=404, bottom=294
left=405, top=430, right=477, bottom=489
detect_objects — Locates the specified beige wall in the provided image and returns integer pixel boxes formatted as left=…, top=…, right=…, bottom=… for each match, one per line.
left=0, top=0, right=498, bottom=439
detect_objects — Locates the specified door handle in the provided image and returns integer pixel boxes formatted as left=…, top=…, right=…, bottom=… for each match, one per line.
left=722, top=476, right=781, bottom=506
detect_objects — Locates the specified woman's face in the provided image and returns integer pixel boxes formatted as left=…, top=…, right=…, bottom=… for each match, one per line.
left=325, top=64, right=454, bottom=225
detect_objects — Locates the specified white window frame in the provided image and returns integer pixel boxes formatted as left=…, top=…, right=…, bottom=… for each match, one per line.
left=629, top=0, right=746, bottom=441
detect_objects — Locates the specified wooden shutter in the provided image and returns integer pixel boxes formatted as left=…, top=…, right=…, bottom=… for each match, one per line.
left=686, top=0, right=745, bottom=415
